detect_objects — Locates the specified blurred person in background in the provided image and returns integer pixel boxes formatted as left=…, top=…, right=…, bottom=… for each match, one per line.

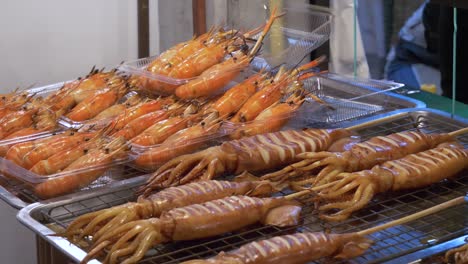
left=385, top=1, right=440, bottom=94
left=427, top=1, right=468, bottom=104
left=385, top=0, right=468, bottom=104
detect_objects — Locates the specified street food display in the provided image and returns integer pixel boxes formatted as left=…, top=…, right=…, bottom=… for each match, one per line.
left=3, top=4, right=467, bottom=264
left=15, top=108, right=468, bottom=264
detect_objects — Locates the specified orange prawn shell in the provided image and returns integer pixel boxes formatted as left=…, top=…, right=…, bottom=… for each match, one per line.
left=212, top=73, right=265, bottom=117
left=110, top=97, right=174, bottom=131
left=0, top=107, right=38, bottom=139
left=142, top=33, right=213, bottom=94
left=230, top=79, right=286, bottom=123
left=230, top=102, right=301, bottom=139
left=134, top=121, right=221, bottom=169
left=33, top=138, right=128, bottom=199
left=175, top=56, right=249, bottom=100
left=66, top=85, right=126, bottom=122
left=111, top=109, right=172, bottom=140
left=131, top=115, right=195, bottom=146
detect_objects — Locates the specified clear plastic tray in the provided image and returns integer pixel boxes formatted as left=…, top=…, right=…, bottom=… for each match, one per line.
left=294, top=73, right=426, bottom=126
left=247, top=4, right=332, bottom=69
left=119, top=55, right=263, bottom=93
left=0, top=131, right=140, bottom=200
left=119, top=4, right=332, bottom=88
left=19, top=80, right=141, bottom=131
left=221, top=73, right=424, bottom=133
left=58, top=91, right=143, bottom=130
left=128, top=121, right=230, bottom=172
left=0, top=106, right=66, bottom=156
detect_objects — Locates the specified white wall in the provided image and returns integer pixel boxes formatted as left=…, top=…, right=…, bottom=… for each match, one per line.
left=0, top=0, right=138, bottom=91
left=0, top=1, right=138, bottom=263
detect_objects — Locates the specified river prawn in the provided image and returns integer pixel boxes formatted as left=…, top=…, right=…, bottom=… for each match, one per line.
left=46, top=67, right=116, bottom=114
left=311, top=146, right=468, bottom=221
left=64, top=179, right=278, bottom=243
left=0, top=108, right=58, bottom=156
left=130, top=113, right=200, bottom=146
left=66, top=75, right=130, bottom=121
left=82, top=194, right=302, bottom=264
left=111, top=109, right=174, bottom=140
left=0, top=106, right=39, bottom=140
left=0, top=90, right=35, bottom=117
left=142, top=28, right=225, bottom=94
left=210, top=71, right=268, bottom=117
left=91, top=93, right=142, bottom=121
left=6, top=131, right=96, bottom=169
left=107, top=96, right=176, bottom=132
left=34, top=137, right=130, bottom=199
left=230, top=56, right=326, bottom=123
left=29, top=134, right=107, bottom=176
left=140, top=128, right=351, bottom=194
left=134, top=112, right=223, bottom=169
left=174, top=8, right=283, bottom=100
left=229, top=88, right=312, bottom=139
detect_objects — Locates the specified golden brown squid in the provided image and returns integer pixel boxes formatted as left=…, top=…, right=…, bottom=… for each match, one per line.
left=83, top=195, right=302, bottom=264
left=182, top=232, right=371, bottom=264
left=314, top=146, right=468, bottom=221
left=262, top=129, right=466, bottom=186
left=183, top=195, right=467, bottom=264
left=141, top=128, right=351, bottom=194
left=64, top=180, right=278, bottom=242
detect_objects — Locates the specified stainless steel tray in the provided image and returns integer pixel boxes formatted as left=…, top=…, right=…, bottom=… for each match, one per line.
left=17, top=108, right=468, bottom=264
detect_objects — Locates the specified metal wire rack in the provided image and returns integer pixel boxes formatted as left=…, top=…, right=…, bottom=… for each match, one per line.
left=31, top=110, right=468, bottom=263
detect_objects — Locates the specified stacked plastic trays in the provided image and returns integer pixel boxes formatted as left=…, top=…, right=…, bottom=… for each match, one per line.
left=0, top=3, right=423, bottom=207
left=118, top=4, right=333, bottom=95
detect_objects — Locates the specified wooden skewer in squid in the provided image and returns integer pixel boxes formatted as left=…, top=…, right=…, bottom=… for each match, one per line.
left=182, top=195, right=467, bottom=264
left=261, top=126, right=468, bottom=187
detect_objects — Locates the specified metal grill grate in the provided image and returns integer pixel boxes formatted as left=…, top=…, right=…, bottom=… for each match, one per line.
left=35, top=111, right=468, bottom=264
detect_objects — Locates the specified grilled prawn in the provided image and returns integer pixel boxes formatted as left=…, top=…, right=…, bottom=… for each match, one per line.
left=314, top=146, right=468, bottom=221
left=83, top=195, right=302, bottom=264
left=64, top=180, right=277, bottom=242
left=33, top=137, right=129, bottom=199
left=141, top=128, right=351, bottom=194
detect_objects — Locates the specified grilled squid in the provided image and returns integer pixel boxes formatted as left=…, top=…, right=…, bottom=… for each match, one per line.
left=182, top=232, right=372, bottom=264
left=64, top=180, right=278, bottom=242
left=262, top=130, right=459, bottom=185
left=314, top=146, right=468, bottom=221
left=141, top=128, right=351, bottom=194
left=83, top=195, right=302, bottom=264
